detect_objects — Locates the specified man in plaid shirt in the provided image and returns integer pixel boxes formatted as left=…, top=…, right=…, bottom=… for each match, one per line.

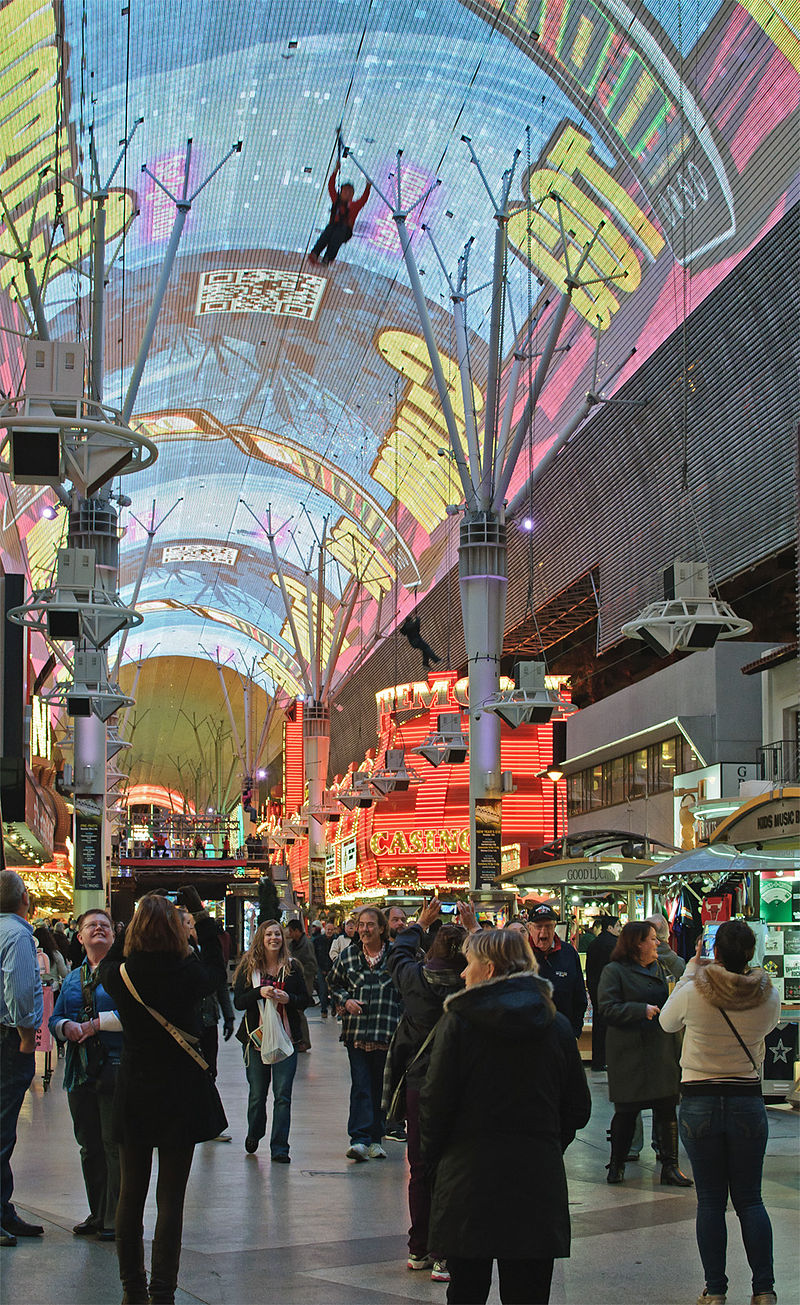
left=328, top=907, right=402, bottom=1162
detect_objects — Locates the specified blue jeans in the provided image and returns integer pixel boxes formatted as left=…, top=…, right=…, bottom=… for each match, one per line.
left=244, top=1048, right=297, bottom=1157
left=346, top=1044, right=386, bottom=1145
left=1, top=1030, right=36, bottom=1225
left=316, top=970, right=329, bottom=1014
left=679, top=1094, right=774, bottom=1297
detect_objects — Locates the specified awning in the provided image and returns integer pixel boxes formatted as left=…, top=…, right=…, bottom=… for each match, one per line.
left=637, top=842, right=800, bottom=880
left=500, top=857, right=657, bottom=889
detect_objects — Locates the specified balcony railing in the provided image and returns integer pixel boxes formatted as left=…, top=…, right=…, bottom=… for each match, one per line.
left=757, top=739, right=799, bottom=785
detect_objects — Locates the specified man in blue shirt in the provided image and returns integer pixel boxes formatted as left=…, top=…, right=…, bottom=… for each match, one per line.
left=50, top=908, right=122, bottom=1240
left=0, top=870, right=44, bottom=1246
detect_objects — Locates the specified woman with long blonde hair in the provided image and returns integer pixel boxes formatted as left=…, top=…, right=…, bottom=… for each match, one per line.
left=232, top=920, right=309, bottom=1161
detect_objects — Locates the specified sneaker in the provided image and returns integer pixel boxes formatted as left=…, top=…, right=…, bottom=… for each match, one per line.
left=751, top=1295, right=777, bottom=1305
left=320, top=1010, right=328, bottom=1018
left=697, top=1294, right=726, bottom=1304
left=346, top=1143, right=370, bottom=1162
left=368, top=1143, right=387, bottom=1159
left=385, top=1124, right=407, bottom=1142
left=1, top=1227, right=17, bottom=1247
left=210, top=1132, right=232, bottom=1143
left=407, top=1254, right=435, bottom=1271
left=245, top=1136, right=259, bottom=1154
left=431, top=1260, right=450, bottom=1283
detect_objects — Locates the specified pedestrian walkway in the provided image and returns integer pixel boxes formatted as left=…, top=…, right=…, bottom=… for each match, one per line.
left=3, top=1007, right=798, bottom=1305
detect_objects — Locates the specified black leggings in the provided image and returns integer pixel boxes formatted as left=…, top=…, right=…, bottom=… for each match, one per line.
left=116, top=1142, right=194, bottom=1304
left=447, top=1256, right=555, bottom=1305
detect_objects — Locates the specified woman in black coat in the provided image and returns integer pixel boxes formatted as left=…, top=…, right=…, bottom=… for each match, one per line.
left=232, top=920, right=309, bottom=1161
left=385, top=900, right=472, bottom=1275
left=420, top=928, right=591, bottom=1305
left=597, top=920, right=691, bottom=1187
left=99, top=889, right=227, bottom=1305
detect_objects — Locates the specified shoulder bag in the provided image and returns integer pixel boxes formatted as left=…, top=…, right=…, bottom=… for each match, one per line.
left=385, top=1024, right=438, bottom=1123
left=120, top=963, right=209, bottom=1072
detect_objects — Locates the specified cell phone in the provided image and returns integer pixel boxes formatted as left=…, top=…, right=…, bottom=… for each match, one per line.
left=439, top=902, right=457, bottom=914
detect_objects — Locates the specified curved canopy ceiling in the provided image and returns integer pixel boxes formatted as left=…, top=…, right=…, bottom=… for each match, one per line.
left=2, top=0, right=798, bottom=790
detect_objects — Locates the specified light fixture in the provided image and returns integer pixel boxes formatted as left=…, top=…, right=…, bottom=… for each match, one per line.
left=622, top=560, right=752, bottom=655
left=418, top=712, right=468, bottom=768
left=482, top=662, right=577, bottom=728
left=369, top=749, right=419, bottom=796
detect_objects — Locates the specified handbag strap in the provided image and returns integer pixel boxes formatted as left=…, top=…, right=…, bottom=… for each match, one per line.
left=405, top=1022, right=438, bottom=1074
left=718, top=1006, right=759, bottom=1073
left=120, top=964, right=209, bottom=1072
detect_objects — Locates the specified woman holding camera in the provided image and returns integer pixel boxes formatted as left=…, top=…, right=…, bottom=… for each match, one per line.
left=100, top=889, right=226, bottom=1305
left=660, top=920, right=780, bottom=1305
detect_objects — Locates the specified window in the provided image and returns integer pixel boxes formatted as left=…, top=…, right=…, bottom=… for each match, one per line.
left=566, top=736, right=700, bottom=814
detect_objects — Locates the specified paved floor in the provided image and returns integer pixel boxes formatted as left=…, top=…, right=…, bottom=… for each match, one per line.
left=3, top=1007, right=798, bottom=1305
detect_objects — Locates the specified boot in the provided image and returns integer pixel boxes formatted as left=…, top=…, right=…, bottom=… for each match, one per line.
left=121, top=1280, right=149, bottom=1305
left=658, top=1119, right=693, bottom=1187
left=606, top=1113, right=635, bottom=1184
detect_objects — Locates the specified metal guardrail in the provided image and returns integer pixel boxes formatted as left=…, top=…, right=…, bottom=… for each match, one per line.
left=757, top=739, right=799, bottom=785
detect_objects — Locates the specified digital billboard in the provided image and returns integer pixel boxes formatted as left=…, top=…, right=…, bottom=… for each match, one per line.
left=1, top=0, right=797, bottom=687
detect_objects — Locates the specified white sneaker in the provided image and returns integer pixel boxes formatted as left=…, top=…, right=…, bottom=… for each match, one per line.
left=368, top=1142, right=387, bottom=1159
left=407, top=1254, right=434, bottom=1271
left=346, top=1143, right=370, bottom=1162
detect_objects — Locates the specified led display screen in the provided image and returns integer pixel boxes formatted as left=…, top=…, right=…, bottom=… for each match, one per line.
left=1, top=0, right=797, bottom=688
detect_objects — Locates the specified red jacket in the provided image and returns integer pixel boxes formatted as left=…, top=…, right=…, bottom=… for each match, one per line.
left=328, top=167, right=371, bottom=228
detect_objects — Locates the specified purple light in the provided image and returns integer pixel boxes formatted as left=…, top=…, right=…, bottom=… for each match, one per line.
left=41, top=504, right=58, bottom=520
left=520, top=517, right=534, bottom=532
left=256, top=768, right=267, bottom=779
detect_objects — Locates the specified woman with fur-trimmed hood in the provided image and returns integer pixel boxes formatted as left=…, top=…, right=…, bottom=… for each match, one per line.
left=659, top=919, right=781, bottom=1305
left=419, top=928, right=590, bottom=1305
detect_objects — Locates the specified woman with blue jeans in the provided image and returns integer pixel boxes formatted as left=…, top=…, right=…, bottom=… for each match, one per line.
left=660, top=919, right=781, bottom=1305
left=233, top=922, right=309, bottom=1162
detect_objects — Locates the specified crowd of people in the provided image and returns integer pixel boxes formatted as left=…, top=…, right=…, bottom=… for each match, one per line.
left=0, top=868, right=783, bottom=1305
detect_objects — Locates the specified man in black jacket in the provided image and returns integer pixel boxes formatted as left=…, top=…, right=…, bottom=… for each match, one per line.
left=585, top=915, right=621, bottom=1070
left=313, top=922, right=336, bottom=1018
left=528, top=905, right=587, bottom=1039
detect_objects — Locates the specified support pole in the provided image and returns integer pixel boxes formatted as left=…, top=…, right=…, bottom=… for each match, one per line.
left=395, top=215, right=477, bottom=510
left=122, top=138, right=241, bottom=420
left=90, top=198, right=106, bottom=403
left=459, top=513, right=507, bottom=890
left=111, top=497, right=182, bottom=678
left=303, top=703, right=330, bottom=912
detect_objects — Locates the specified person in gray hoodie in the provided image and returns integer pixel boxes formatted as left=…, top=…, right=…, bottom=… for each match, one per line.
left=660, top=919, right=780, bottom=1305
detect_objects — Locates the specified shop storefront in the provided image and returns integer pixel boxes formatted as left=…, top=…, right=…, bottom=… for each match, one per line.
left=496, top=853, right=658, bottom=936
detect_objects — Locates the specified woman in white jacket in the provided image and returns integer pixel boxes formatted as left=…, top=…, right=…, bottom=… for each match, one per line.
left=659, top=919, right=780, bottom=1305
